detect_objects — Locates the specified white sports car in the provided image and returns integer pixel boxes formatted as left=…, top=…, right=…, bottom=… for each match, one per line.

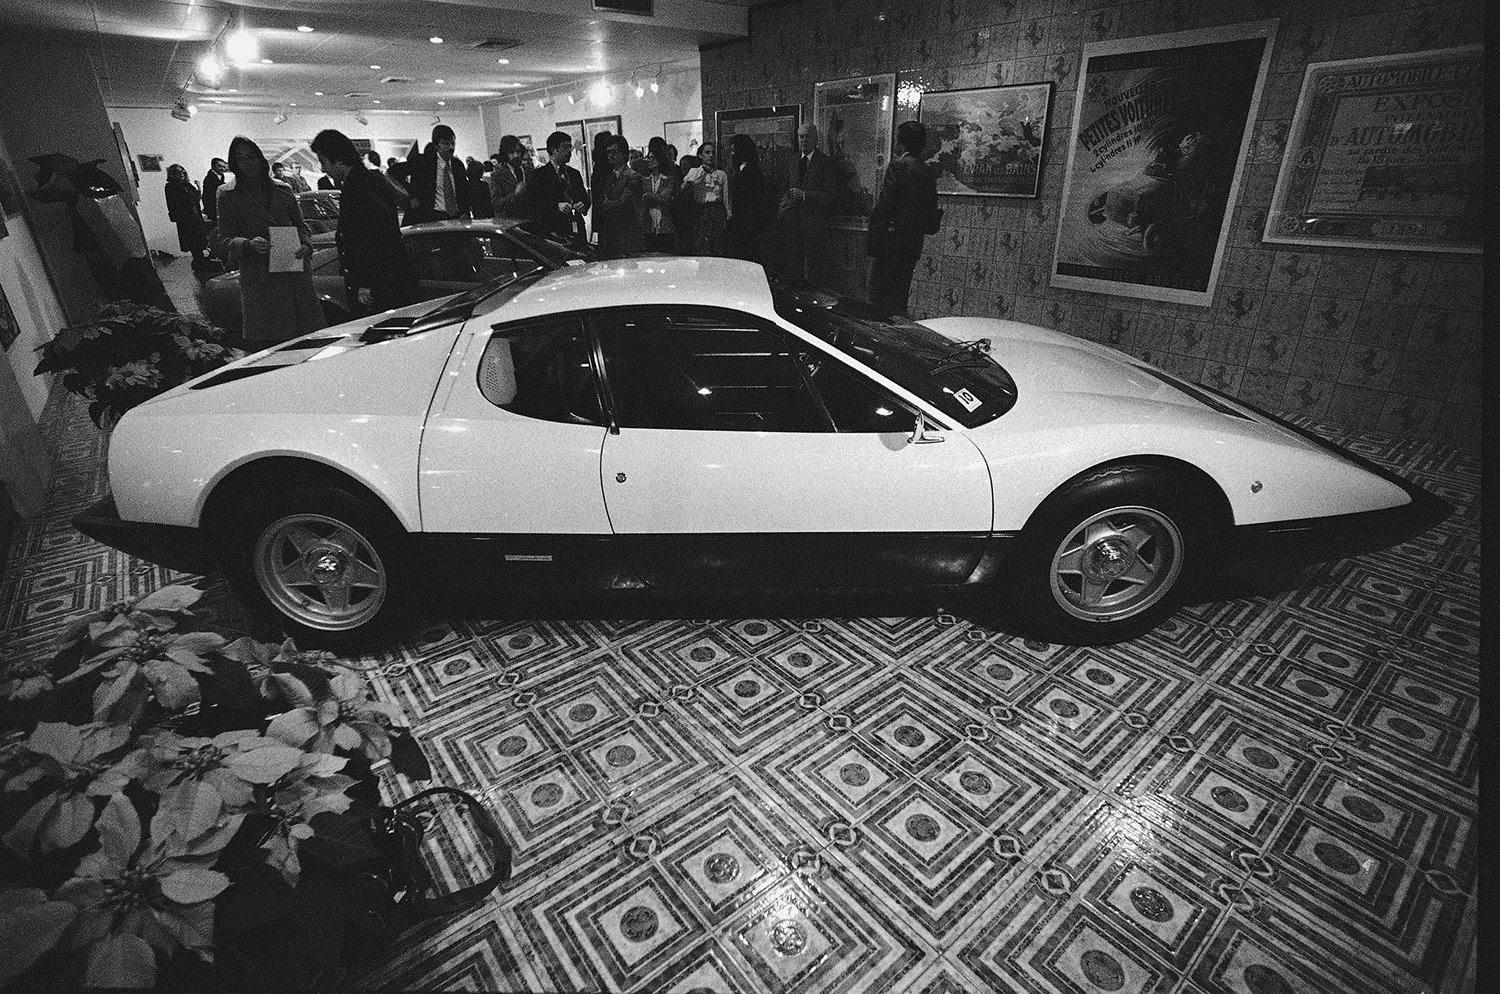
left=79, top=258, right=1447, bottom=648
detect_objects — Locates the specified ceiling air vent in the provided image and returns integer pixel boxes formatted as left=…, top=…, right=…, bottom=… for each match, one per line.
left=381, top=76, right=415, bottom=85
left=593, top=0, right=653, bottom=14
left=470, top=37, right=522, bottom=51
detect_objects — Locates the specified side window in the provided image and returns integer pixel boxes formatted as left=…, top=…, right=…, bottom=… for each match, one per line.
left=594, top=310, right=829, bottom=432
left=477, top=316, right=602, bottom=426
left=472, top=235, right=538, bottom=283
left=802, top=352, right=916, bottom=432
left=408, top=234, right=477, bottom=283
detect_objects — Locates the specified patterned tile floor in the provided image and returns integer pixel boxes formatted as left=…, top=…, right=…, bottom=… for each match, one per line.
left=0, top=384, right=1479, bottom=994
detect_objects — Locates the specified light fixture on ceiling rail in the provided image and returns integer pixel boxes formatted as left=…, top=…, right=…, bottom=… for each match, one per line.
left=225, top=23, right=258, bottom=65
left=272, top=109, right=288, bottom=125
left=651, top=65, right=663, bottom=93
left=631, top=75, right=643, bottom=99
left=512, top=94, right=524, bottom=111
left=354, top=110, right=369, bottom=125
left=566, top=91, right=579, bottom=105
left=538, top=90, right=553, bottom=109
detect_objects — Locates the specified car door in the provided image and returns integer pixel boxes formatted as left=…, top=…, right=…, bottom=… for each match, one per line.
left=592, top=306, right=994, bottom=588
left=417, top=313, right=635, bottom=589
left=405, top=231, right=543, bottom=300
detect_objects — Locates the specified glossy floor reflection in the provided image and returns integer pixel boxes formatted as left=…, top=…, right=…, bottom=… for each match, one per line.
left=0, top=390, right=1478, bottom=994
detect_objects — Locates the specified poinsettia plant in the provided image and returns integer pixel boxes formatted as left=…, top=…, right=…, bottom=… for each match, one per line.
left=0, top=584, right=433, bottom=990
left=34, top=300, right=241, bottom=429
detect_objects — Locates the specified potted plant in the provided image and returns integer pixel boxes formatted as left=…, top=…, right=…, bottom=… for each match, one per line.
left=0, top=585, right=509, bottom=990
left=33, top=301, right=240, bottom=429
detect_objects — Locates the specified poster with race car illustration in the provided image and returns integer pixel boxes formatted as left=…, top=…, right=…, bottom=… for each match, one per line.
left=1263, top=46, right=1481, bottom=253
left=918, top=82, right=1050, bottom=198
left=1051, top=21, right=1276, bottom=306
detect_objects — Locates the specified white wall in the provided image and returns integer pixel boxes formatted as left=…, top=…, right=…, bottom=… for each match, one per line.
left=108, top=106, right=486, bottom=255
left=1, top=147, right=70, bottom=418
left=480, top=72, right=702, bottom=171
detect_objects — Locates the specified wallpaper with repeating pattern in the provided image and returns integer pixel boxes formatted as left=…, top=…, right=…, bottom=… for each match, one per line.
left=698, top=0, right=1484, bottom=451
left=0, top=377, right=1478, bottom=992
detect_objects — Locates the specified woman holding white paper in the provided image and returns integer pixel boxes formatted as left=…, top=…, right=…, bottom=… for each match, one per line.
left=212, top=136, right=325, bottom=345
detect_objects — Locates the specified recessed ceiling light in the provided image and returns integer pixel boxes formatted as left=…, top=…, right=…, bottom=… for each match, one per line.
left=225, top=88, right=238, bottom=93
left=434, top=78, right=444, bottom=84
left=297, top=25, right=314, bottom=33
left=429, top=36, right=443, bottom=44
left=260, top=58, right=273, bottom=64
left=289, top=102, right=297, bottom=106
left=437, top=100, right=446, bottom=106
left=370, top=64, right=380, bottom=69
left=313, top=91, right=324, bottom=95
left=585, top=64, right=596, bottom=70
left=372, top=99, right=381, bottom=104
left=496, top=58, right=509, bottom=64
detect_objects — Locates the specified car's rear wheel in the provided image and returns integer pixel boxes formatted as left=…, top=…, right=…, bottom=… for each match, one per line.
left=221, top=484, right=406, bottom=650
left=1003, top=464, right=1219, bottom=645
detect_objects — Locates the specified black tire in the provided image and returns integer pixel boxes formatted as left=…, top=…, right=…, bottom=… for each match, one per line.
left=219, top=482, right=407, bottom=651
left=1003, top=464, right=1221, bottom=646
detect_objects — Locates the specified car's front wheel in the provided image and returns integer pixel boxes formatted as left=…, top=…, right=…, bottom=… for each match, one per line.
left=1003, top=464, right=1220, bottom=645
left=221, top=484, right=406, bottom=650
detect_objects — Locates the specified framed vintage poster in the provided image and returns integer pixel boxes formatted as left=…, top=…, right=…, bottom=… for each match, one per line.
left=918, top=82, right=1051, bottom=198
left=715, top=105, right=801, bottom=201
left=553, top=119, right=589, bottom=176
left=137, top=154, right=163, bottom=173
left=813, top=74, right=895, bottom=214
left=663, top=119, right=703, bottom=156
left=0, top=278, right=17, bottom=349
left=1263, top=46, right=1481, bottom=253
left=1051, top=21, right=1277, bottom=306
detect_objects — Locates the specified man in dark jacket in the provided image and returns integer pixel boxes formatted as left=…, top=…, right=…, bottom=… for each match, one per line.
left=311, top=129, right=420, bottom=316
left=201, top=157, right=227, bottom=226
left=402, top=124, right=472, bottom=225
left=523, top=131, right=590, bottom=244
left=778, top=122, right=839, bottom=283
left=866, top=120, right=939, bottom=318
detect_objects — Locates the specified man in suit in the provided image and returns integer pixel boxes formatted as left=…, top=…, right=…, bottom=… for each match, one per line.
left=596, top=135, right=645, bottom=258
left=311, top=128, right=420, bottom=316
left=202, top=157, right=227, bottom=226
left=402, top=124, right=472, bottom=225
left=778, top=122, right=838, bottom=284
left=865, top=120, right=939, bottom=318
left=523, top=131, right=590, bottom=244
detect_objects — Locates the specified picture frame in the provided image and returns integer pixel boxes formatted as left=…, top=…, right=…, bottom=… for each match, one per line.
left=553, top=120, right=589, bottom=175
left=662, top=119, right=703, bottom=156
left=0, top=156, right=20, bottom=218
left=1263, top=46, right=1481, bottom=253
left=918, top=82, right=1051, bottom=198
left=0, top=278, right=16, bottom=350
left=715, top=105, right=801, bottom=201
left=137, top=154, right=163, bottom=173
left=1051, top=20, right=1277, bottom=306
left=813, top=74, right=896, bottom=214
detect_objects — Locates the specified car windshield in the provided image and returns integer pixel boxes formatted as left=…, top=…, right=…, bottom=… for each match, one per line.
left=409, top=265, right=548, bottom=333
left=770, top=283, right=1017, bottom=428
left=506, top=223, right=591, bottom=267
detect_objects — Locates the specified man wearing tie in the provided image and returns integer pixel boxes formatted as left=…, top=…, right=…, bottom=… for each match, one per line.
left=403, top=124, right=472, bottom=225
left=778, top=122, right=837, bottom=284
left=522, top=131, right=590, bottom=244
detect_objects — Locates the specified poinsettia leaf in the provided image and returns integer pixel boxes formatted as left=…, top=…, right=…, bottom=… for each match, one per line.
left=92, top=663, right=140, bottom=721
left=173, top=632, right=226, bottom=653
left=155, top=779, right=223, bottom=842
left=0, top=892, right=80, bottom=982
left=361, top=698, right=409, bottom=725
left=97, top=793, right=142, bottom=866
left=329, top=672, right=366, bottom=699
left=133, top=585, right=203, bottom=613
left=40, top=792, right=99, bottom=853
left=24, top=722, right=83, bottom=764
left=331, top=723, right=363, bottom=751
left=357, top=721, right=392, bottom=761
left=265, top=709, right=320, bottom=750
left=260, top=835, right=301, bottom=888
left=158, top=866, right=229, bottom=905
left=182, top=812, right=244, bottom=857
left=269, top=672, right=316, bottom=708
left=77, top=722, right=133, bottom=764
left=218, top=635, right=270, bottom=665
left=161, top=647, right=216, bottom=674
left=158, top=897, right=216, bottom=954
left=54, top=878, right=107, bottom=915
left=55, top=646, right=124, bottom=684
left=84, top=931, right=157, bottom=989
left=301, top=753, right=347, bottom=777
left=301, top=789, right=353, bottom=820
left=143, top=659, right=202, bottom=709
left=224, top=744, right=304, bottom=784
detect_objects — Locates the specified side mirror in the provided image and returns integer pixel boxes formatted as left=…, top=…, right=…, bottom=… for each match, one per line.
left=908, top=410, right=946, bottom=444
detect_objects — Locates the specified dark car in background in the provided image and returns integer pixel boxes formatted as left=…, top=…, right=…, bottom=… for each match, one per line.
left=196, top=217, right=591, bottom=333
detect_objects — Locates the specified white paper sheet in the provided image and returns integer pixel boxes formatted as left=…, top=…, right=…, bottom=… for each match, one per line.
left=267, top=226, right=303, bottom=272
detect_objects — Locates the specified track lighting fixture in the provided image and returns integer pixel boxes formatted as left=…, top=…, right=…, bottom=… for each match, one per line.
left=272, top=110, right=287, bottom=125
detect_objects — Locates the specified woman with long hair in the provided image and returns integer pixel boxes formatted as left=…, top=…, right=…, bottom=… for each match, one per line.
left=489, top=134, right=530, bottom=218
left=163, top=163, right=212, bottom=271
left=588, top=130, right=614, bottom=248
left=211, top=136, right=325, bottom=345
left=726, top=133, right=769, bottom=265
left=682, top=142, right=727, bottom=256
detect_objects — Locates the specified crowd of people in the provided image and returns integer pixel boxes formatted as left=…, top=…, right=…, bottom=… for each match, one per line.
left=161, top=117, right=939, bottom=342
